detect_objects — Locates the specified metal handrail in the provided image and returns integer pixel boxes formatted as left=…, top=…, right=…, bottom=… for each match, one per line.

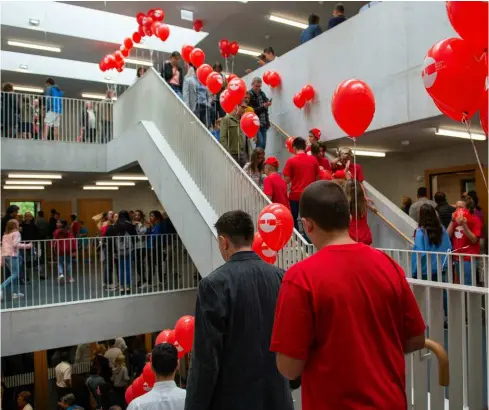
left=424, top=338, right=450, bottom=387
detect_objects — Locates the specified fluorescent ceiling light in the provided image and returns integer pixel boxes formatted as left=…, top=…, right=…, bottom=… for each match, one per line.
left=29, top=18, right=40, bottom=27
left=181, top=9, right=194, bottom=21
left=13, top=85, right=43, bottom=93
left=96, top=181, right=135, bottom=186
left=3, top=185, right=45, bottom=190
left=8, top=173, right=62, bottom=179
left=435, top=128, right=486, bottom=141
left=18, top=64, right=28, bottom=70
left=269, top=15, right=308, bottom=29
left=83, top=186, right=119, bottom=190
left=5, top=180, right=52, bottom=185
left=112, top=175, right=148, bottom=181
left=238, top=48, right=261, bottom=57
left=81, top=93, right=117, bottom=101
left=124, top=58, right=153, bottom=67
left=352, top=150, right=386, bottom=157
left=8, top=40, right=61, bottom=53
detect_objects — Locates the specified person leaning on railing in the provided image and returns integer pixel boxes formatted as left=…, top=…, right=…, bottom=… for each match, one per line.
left=1, top=83, right=19, bottom=139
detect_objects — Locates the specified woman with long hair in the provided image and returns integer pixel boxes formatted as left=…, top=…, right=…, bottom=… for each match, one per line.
left=345, top=180, right=375, bottom=245
left=133, top=210, right=148, bottom=287
left=91, top=344, right=111, bottom=383
left=243, top=147, right=265, bottom=188
left=411, top=204, right=451, bottom=279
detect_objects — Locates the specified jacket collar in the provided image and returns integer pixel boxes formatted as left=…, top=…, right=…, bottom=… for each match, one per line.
left=229, top=250, right=260, bottom=262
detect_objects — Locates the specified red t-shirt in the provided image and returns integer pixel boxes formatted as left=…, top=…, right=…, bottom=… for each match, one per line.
left=263, top=173, right=290, bottom=209
left=334, top=162, right=365, bottom=182
left=451, top=213, right=482, bottom=260
left=271, top=243, right=425, bottom=410
left=282, top=153, right=320, bottom=201
left=71, top=221, right=80, bottom=237
left=349, top=214, right=372, bottom=245
left=316, top=156, right=331, bottom=171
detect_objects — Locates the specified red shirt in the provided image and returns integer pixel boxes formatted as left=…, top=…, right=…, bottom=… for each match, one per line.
left=263, top=173, right=290, bottom=209
left=452, top=213, right=482, bottom=260
left=349, top=214, right=372, bottom=245
left=333, top=162, right=364, bottom=182
left=271, top=243, right=425, bottom=410
left=282, top=153, right=320, bottom=201
left=71, top=221, right=80, bottom=237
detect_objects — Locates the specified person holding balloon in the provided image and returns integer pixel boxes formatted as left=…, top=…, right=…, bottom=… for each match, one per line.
left=162, top=51, right=183, bottom=99
left=219, top=100, right=250, bottom=167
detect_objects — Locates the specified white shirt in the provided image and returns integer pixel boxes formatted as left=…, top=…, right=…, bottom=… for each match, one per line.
left=105, top=347, right=122, bottom=368
left=55, top=361, right=72, bottom=388
left=22, top=405, right=34, bottom=410
left=127, top=381, right=186, bottom=410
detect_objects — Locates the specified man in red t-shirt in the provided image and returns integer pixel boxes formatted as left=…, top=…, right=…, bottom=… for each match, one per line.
left=263, top=156, right=290, bottom=209
left=271, top=181, right=426, bottom=410
left=282, top=137, right=320, bottom=231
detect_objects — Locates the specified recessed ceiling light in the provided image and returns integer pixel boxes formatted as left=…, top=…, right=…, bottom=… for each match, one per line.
left=13, top=85, right=43, bottom=93
left=83, top=186, right=119, bottom=190
left=269, top=15, right=308, bottom=29
left=238, top=48, right=261, bottom=57
left=18, top=64, right=28, bottom=70
left=124, top=58, right=153, bottom=67
left=28, top=18, right=40, bottom=27
left=8, top=40, right=61, bottom=53
left=5, top=180, right=52, bottom=185
left=3, top=185, right=45, bottom=190
left=435, top=128, right=486, bottom=141
left=96, top=181, right=135, bottom=186
left=104, top=76, right=112, bottom=81
left=181, top=9, right=194, bottom=21
left=112, top=175, right=148, bottom=181
left=8, top=173, right=62, bottom=179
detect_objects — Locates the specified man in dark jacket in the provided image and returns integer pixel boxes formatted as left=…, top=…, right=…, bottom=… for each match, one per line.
left=327, top=3, right=347, bottom=29
left=162, top=51, right=183, bottom=98
left=1, top=205, right=19, bottom=236
left=185, top=210, right=294, bottom=410
left=434, top=191, right=455, bottom=228
left=248, top=77, right=272, bottom=150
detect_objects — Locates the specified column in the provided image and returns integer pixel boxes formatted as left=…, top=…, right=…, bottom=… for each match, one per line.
left=34, top=350, right=48, bottom=410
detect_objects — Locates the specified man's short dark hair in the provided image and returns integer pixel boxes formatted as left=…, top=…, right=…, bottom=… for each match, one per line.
left=171, top=51, right=181, bottom=58
left=50, top=208, right=57, bottom=215
left=310, top=142, right=321, bottom=156
left=335, top=3, right=345, bottom=13
left=151, top=343, right=178, bottom=377
left=215, top=210, right=254, bottom=247
left=70, top=214, right=77, bottom=221
left=434, top=191, right=446, bottom=205
left=6, top=205, right=18, bottom=216
left=300, top=181, right=350, bottom=231
left=309, top=13, right=320, bottom=24
left=258, top=53, right=266, bottom=62
left=292, top=137, right=306, bottom=151
left=417, top=187, right=428, bottom=198
left=263, top=46, right=275, bottom=55
left=46, top=77, right=55, bottom=86
left=60, top=350, right=70, bottom=362
left=38, top=210, right=44, bottom=217
left=213, top=62, right=223, bottom=72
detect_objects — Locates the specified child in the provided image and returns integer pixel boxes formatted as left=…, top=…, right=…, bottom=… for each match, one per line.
left=306, top=128, right=321, bottom=154
left=1, top=219, right=32, bottom=300
left=111, top=354, right=130, bottom=407
left=345, top=180, right=376, bottom=245
left=78, top=221, right=89, bottom=263
left=262, top=156, right=290, bottom=209
left=53, top=219, right=76, bottom=282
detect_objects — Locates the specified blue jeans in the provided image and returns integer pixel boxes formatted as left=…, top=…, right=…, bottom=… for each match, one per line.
left=290, top=200, right=300, bottom=231
left=257, top=126, right=268, bottom=150
left=118, top=253, right=132, bottom=288
left=455, top=261, right=475, bottom=285
left=1, top=256, right=20, bottom=294
left=58, top=255, right=72, bottom=278
left=170, top=84, right=183, bottom=100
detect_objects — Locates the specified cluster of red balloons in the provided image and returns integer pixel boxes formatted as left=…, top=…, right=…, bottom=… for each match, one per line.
left=125, top=315, right=195, bottom=405
left=293, top=84, right=316, bottom=110
left=422, top=1, right=487, bottom=136
left=263, top=71, right=281, bottom=88
left=219, top=39, right=240, bottom=58
left=253, top=203, right=294, bottom=264
left=193, top=19, right=204, bottom=32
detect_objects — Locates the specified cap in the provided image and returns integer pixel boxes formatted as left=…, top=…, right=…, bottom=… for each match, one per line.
left=309, top=128, right=321, bottom=140
left=264, top=156, right=279, bottom=168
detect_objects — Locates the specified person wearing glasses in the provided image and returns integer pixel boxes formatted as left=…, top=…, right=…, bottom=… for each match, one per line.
left=220, top=100, right=250, bottom=168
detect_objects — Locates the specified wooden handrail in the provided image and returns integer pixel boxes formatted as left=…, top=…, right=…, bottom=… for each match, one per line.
left=424, top=338, right=450, bottom=386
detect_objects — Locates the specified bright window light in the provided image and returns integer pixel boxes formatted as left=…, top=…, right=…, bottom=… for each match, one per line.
left=3, top=185, right=45, bottom=190
left=124, top=58, right=153, bottom=67
left=435, top=128, right=486, bottom=141
left=269, top=15, right=308, bottom=29
left=352, top=150, right=386, bottom=157
left=13, top=86, right=43, bottom=93
left=83, top=186, right=119, bottom=190
left=96, top=181, right=135, bottom=186
left=238, top=48, right=261, bottom=57
left=5, top=180, right=52, bottom=185
left=8, top=173, right=62, bottom=179
left=8, top=40, right=61, bottom=52
left=112, top=175, right=148, bottom=181
left=181, top=9, right=194, bottom=21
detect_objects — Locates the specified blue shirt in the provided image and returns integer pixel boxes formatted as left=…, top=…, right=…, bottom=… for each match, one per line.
left=300, top=24, right=322, bottom=44
left=411, top=227, right=452, bottom=277
left=327, top=15, right=347, bottom=30
left=211, top=129, right=220, bottom=142
left=196, top=79, right=209, bottom=106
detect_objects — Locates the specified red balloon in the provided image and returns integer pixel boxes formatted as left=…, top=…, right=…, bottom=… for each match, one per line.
left=132, top=376, right=146, bottom=397
left=433, top=97, right=478, bottom=122
left=220, top=89, right=236, bottom=114
left=229, top=41, right=239, bottom=56
left=268, top=71, right=281, bottom=88
left=114, top=50, right=124, bottom=62
left=147, top=8, right=155, bottom=19
left=285, top=136, right=295, bottom=154
left=319, top=169, right=333, bottom=180
left=220, top=49, right=231, bottom=59
left=123, top=37, right=133, bottom=50
left=104, top=54, right=116, bottom=70
left=302, top=85, right=315, bottom=101
left=293, top=92, right=306, bottom=109
left=227, top=73, right=237, bottom=83
left=155, top=329, right=176, bottom=346
left=181, top=45, right=194, bottom=63
left=446, top=2, right=488, bottom=56
left=138, top=25, right=146, bottom=37
left=331, top=79, right=375, bottom=137
left=175, top=316, right=195, bottom=353
left=257, top=203, right=294, bottom=251
left=143, top=25, right=153, bottom=37
left=151, top=21, right=161, bottom=36
left=142, top=16, right=153, bottom=28
left=193, top=19, right=203, bottom=32
left=136, top=12, right=145, bottom=25
left=120, top=46, right=129, bottom=58
left=422, top=38, right=486, bottom=121
left=228, top=77, right=246, bottom=103
left=116, top=66, right=123, bottom=73
left=173, top=341, right=186, bottom=359
left=153, top=8, right=165, bottom=22
left=125, top=385, right=134, bottom=404
left=207, top=72, right=224, bottom=94
left=99, top=60, right=106, bottom=72
left=189, top=48, right=205, bottom=68
left=480, top=83, right=488, bottom=136
left=333, top=170, right=347, bottom=180
left=197, top=64, right=213, bottom=85
left=263, top=71, right=272, bottom=85
left=157, top=24, right=170, bottom=41
left=132, top=31, right=142, bottom=43
left=219, top=39, right=229, bottom=53
left=240, top=112, right=260, bottom=138
left=142, top=362, right=156, bottom=387
left=252, top=232, right=277, bottom=264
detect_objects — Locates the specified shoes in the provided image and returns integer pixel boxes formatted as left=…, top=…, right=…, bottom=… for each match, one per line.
left=12, top=293, right=24, bottom=299
left=58, top=274, right=65, bottom=280
left=139, top=282, right=148, bottom=290
left=68, top=277, right=75, bottom=284
left=106, top=284, right=118, bottom=291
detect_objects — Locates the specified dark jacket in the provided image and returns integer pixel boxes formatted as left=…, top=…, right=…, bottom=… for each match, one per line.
left=105, top=220, right=137, bottom=255
left=92, top=354, right=112, bottom=383
left=162, top=62, right=183, bottom=92
left=1, top=92, right=19, bottom=126
left=185, top=251, right=294, bottom=410
left=436, top=202, right=456, bottom=228
left=48, top=217, right=57, bottom=238
left=248, top=89, right=270, bottom=129
left=21, top=222, right=39, bottom=241
left=327, top=15, right=347, bottom=29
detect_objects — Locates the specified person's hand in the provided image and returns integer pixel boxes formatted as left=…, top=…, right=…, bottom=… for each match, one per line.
left=456, top=215, right=467, bottom=225
left=264, top=101, right=272, bottom=108
left=366, top=197, right=374, bottom=205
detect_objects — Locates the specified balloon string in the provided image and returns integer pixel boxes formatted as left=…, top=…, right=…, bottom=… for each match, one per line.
left=463, top=117, right=488, bottom=192
left=231, top=56, right=234, bottom=75
left=225, top=58, right=229, bottom=75
left=353, top=137, right=359, bottom=242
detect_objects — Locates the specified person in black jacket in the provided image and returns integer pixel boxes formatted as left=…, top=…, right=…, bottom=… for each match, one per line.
left=1, top=205, right=19, bottom=236
left=162, top=51, right=183, bottom=98
left=248, top=77, right=272, bottom=150
left=1, top=83, right=19, bottom=138
left=434, top=191, right=455, bottom=228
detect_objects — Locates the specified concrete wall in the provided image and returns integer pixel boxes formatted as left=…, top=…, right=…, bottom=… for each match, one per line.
left=1, top=290, right=197, bottom=356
